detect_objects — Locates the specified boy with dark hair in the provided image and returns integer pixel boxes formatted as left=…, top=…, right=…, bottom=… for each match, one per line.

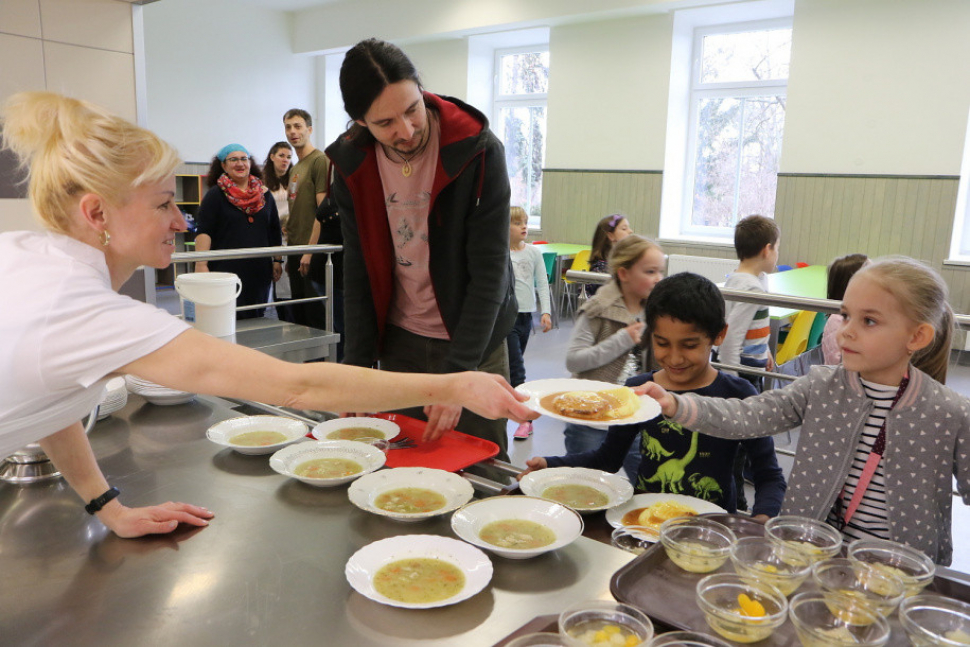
left=717, top=214, right=781, bottom=384
left=522, top=273, right=786, bottom=519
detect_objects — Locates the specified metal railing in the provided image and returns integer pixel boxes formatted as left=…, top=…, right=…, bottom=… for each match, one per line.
left=170, top=243, right=342, bottom=333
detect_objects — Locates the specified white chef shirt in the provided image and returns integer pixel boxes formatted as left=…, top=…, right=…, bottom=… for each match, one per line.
left=0, top=231, right=190, bottom=457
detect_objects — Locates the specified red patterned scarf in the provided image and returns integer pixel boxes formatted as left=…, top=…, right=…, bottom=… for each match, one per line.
left=218, top=173, right=266, bottom=216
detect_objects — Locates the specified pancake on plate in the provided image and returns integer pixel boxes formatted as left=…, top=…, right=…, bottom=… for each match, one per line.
left=542, top=386, right=640, bottom=422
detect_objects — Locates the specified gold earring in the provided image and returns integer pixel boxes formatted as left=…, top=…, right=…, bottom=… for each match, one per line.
left=100, top=230, right=111, bottom=247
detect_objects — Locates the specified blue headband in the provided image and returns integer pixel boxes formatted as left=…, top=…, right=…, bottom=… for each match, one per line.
left=216, top=144, right=250, bottom=162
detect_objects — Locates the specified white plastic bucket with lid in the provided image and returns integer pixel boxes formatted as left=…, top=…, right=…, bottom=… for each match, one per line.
left=174, top=272, right=242, bottom=338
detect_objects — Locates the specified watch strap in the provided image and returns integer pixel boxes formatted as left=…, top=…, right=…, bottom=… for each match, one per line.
left=85, top=487, right=120, bottom=514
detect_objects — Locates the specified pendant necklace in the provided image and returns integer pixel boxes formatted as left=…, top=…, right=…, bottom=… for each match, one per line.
left=389, top=137, right=428, bottom=178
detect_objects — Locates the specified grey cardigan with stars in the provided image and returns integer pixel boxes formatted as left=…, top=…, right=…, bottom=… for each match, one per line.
left=670, top=364, right=970, bottom=565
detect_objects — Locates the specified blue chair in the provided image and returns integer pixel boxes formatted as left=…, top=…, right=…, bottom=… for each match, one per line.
left=777, top=264, right=793, bottom=272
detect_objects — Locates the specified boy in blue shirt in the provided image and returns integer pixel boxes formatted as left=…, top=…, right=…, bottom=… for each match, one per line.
left=522, top=273, right=786, bottom=518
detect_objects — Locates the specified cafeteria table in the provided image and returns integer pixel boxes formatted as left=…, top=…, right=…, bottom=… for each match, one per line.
left=0, top=395, right=633, bottom=646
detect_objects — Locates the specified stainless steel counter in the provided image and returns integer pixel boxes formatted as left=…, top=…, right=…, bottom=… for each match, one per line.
left=235, top=318, right=338, bottom=363
left=0, top=395, right=632, bottom=646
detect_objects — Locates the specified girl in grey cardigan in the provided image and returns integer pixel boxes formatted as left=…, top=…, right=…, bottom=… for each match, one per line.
left=641, top=257, right=970, bottom=565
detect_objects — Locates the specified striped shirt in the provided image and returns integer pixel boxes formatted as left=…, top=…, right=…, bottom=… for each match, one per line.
left=719, top=272, right=771, bottom=370
left=826, top=379, right=897, bottom=541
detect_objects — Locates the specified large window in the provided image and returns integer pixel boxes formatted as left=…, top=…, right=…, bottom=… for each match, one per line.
left=681, top=21, right=791, bottom=237
left=493, top=47, right=548, bottom=227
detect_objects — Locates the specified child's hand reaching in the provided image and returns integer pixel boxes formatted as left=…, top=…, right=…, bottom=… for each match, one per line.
left=632, top=382, right=679, bottom=418
left=517, top=456, right=548, bottom=480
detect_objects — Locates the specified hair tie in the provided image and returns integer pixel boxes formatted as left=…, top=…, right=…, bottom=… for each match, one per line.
left=216, top=143, right=250, bottom=162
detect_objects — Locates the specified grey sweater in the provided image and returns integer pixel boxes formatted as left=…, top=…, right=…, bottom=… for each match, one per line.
left=671, top=364, right=970, bottom=565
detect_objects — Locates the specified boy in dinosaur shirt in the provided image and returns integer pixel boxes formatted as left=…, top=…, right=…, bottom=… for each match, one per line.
left=523, top=273, right=787, bottom=519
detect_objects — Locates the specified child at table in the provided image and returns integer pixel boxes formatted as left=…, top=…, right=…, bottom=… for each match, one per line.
left=522, top=273, right=786, bottom=518
left=716, top=214, right=781, bottom=389
left=507, top=206, right=553, bottom=439
left=563, top=235, right=664, bottom=481
left=821, top=253, right=869, bottom=365
left=586, top=213, right=633, bottom=296
left=641, top=257, right=970, bottom=565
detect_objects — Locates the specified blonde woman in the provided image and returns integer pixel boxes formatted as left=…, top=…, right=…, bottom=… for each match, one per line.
left=0, top=92, right=535, bottom=539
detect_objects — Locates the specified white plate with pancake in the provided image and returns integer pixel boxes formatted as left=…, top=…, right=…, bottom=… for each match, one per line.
left=605, top=492, right=727, bottom=539
left=515, top=378, right=661, bottom=430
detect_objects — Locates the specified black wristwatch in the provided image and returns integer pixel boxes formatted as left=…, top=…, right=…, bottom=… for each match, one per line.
left=85, top=487, right=120, bottom=514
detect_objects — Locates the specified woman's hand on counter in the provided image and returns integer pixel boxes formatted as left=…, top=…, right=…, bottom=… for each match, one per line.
left=98, top=499, right=214, bottom=539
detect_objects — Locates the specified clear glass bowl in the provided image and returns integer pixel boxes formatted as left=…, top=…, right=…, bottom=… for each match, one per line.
left=763, top=515, right=842, bottom=564
left=899, top=594, right=970, bottom=646
left=846, top=538, right=936, bottom=597
left=559, top=600, right=654, bottom=647
left=788, top=591, right=891, bottom=647
left=647, top=631, right=733, bottom=646
left=506, top=632, right=569, bottom=647
left=811, top=557, right=905, bottom=616
left=660, top=517, right=736, bottom=574
left=730, top=536, right=813, bottom=596
left=695, top=573, right=788, bottom=644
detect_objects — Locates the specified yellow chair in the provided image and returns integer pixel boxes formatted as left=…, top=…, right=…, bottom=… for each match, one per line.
left=560, top=249, right=591, bottom=318
left=775, top=310, right=816, bottom=366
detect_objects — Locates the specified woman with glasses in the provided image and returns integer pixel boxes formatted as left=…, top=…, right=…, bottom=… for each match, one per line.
left=194, top=144, right=283, bottom=319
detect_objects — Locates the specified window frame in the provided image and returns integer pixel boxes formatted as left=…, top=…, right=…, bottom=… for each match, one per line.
left=492, top=44, right=549, bottom=228
left=678, top=18, right=793, bottom=240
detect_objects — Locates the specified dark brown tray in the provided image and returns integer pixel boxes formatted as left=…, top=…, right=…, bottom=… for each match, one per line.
left=610, top=513, right=970, bottom=646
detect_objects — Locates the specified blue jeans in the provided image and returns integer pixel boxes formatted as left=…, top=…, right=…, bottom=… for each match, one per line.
left=564, top=422, right=641, bottom=485
left=506, top=312, right=533, bottom=387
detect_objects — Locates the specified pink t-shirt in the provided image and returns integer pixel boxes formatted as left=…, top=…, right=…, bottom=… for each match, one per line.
left=375, top=117, right=449, bottom=339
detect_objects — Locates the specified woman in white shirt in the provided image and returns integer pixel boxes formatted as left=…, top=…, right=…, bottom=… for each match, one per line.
left=0, top=92, right=535, bottom=539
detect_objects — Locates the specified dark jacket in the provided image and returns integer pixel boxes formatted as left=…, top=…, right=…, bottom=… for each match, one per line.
left=326, top=92, right=517, bottom=372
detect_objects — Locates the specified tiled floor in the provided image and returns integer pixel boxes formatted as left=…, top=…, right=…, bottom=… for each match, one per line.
left=504, top=314, right=970, bottom=573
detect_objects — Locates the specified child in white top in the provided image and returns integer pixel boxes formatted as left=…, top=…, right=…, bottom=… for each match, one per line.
left=507, top=207, right=552, bottom=439
left=642, top=257, right=969, bottom=564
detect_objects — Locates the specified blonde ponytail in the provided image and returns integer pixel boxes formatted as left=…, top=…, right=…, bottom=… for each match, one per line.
left=1, top=92, right=180, bottom=233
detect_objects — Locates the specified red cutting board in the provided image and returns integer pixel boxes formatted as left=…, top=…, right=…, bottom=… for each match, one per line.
left=371, top=413, right=499, bottom=472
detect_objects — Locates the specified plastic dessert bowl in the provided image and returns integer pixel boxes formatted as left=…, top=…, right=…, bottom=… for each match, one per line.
left=730, top=536, right=813, bottom=596
left=558, top=600, right=654, bottom=647
left=660, top=517, right=736, bottom=574
left=899, top=594, right=970, bottom=646
left=763, top=515, right=842, bottom=564
left=811, top=557, right=906, bottom=616
left=695, top=573, right=788, bottom=644
left=847, top=538, right=936, bottom=597
left=788, top=591, right=891, bottom=647
left=647, top=631, right=732, bottom=646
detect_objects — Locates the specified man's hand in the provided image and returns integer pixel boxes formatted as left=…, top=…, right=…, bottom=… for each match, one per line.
left=98, top=500, right=214, bottom=539
left=422, top=403, right=463, bottom=442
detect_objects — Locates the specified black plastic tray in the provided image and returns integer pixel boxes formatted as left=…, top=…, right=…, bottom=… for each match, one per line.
left=610, top=513, right=970, bottom=646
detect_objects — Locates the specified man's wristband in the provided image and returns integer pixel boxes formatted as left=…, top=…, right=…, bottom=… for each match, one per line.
left=85, top=487, right=120, bottom=514
left=273, top=259, right=283, bottom=264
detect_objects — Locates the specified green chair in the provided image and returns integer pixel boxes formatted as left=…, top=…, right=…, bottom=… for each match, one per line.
left=807, top=312, right=827, bottom=349
left=541, top=250, right=556, bottom=285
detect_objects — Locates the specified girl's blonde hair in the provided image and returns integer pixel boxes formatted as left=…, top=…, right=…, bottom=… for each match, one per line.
left=509, top=206, right=528, bottom=225
left=608, top=234, right=663, bottom=281
left=0, top=92, right=181, bottom=234
left=854, top=256, right=953, bottom=384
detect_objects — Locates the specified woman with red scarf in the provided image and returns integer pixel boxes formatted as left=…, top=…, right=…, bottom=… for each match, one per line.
left=194, top=144, right=283, bottom=319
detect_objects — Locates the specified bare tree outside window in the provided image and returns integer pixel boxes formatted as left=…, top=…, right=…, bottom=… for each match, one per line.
left=686, top=25, right=792, bottom=232
left=495, top=49, right=548, bottom=227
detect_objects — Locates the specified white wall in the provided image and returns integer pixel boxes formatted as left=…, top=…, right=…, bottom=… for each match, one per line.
left=405, top=39, right=470, bottom=103
left=141, top=0, right=315, bottom=164
left=0, top=0, right=137, bottom=233
left=545, top=14, right=673, bottom=170
left=782, top=0, right=970, bottom=175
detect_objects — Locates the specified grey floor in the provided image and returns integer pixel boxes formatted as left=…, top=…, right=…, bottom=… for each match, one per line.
left=158, top=288, right=968, bottom=572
